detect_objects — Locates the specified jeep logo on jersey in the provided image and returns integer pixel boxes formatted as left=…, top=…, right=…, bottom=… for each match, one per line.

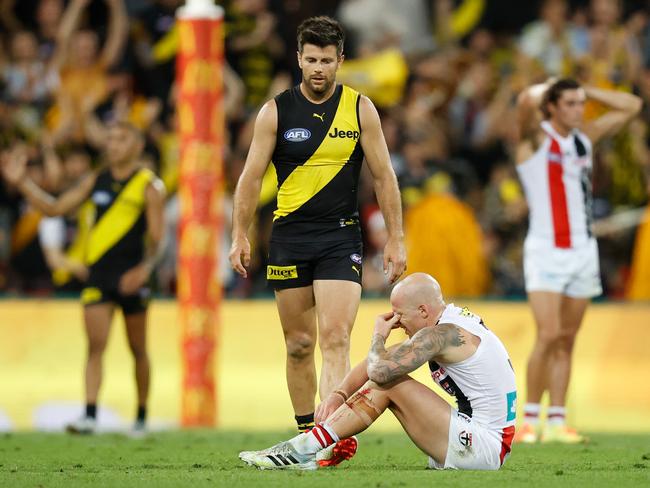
left=267, top=265, right=298, bottom=280
left=328, top=127, right=360, bottom=140
left=284, top=128, right=311, bottom=142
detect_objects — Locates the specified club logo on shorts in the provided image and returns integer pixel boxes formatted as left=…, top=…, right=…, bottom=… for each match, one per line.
left=284, top=128, right=311, bottom=142
left=267, top=265, right=298, bottom=280
left=350, top=253, right=362, bottom=265
left=458, top=430, right=472, bottom=447
left=81, top=287, right=102, bottom=304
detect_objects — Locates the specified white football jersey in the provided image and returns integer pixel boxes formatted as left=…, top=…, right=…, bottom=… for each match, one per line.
left=429, top=304, right=517, bottom=433
left=517, top=120, right=594, bottom=248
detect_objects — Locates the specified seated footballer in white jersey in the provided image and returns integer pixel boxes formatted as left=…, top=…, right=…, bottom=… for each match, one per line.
left=240, top=273, right=517, bottom=471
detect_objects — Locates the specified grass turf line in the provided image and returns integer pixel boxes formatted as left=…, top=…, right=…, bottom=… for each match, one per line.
left=1, top=431, right=649, bottom=487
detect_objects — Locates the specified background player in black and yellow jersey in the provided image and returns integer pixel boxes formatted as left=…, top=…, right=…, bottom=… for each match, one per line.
left=1, top=122, right=165, bottom=435
left=229, top=16, right=406, bottom=449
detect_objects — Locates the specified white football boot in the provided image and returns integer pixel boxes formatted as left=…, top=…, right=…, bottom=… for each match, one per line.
left=65, top=416, right=97, bottom=435
left=239, top=440, right=317, bottom=470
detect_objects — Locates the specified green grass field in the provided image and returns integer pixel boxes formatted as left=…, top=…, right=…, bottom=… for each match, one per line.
left=1, top=431, right=649, bottom=487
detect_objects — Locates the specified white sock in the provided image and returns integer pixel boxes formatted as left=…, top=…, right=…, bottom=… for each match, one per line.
left=523, top=403, right=541, bottom=426
left=547, top=406, right=566, bottom=426
left=291, top=423, right=339, bottom=455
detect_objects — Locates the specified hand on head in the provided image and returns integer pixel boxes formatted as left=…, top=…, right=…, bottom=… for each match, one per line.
left=373, top=311, right=401, bottom=339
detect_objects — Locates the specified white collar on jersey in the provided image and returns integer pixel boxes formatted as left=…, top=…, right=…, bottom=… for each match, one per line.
left=540, top=120, right=579, bottom=142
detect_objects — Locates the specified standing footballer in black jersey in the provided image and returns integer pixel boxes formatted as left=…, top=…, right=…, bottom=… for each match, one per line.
left=1, top=122, right=165, bottom=435
left=229, top=16, right=406, bottom=460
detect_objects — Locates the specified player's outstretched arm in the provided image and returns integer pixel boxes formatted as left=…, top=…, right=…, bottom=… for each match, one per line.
left=583, top=87, right=643, bottom=145
left=1, top=145, right=96, bottom=217
left=358, top=95, right=406, bottom=283
left=229, top=100, right=276, bottom=278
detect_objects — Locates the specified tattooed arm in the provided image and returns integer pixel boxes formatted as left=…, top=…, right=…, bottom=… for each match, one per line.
left=367, top=323, right=466, bottom=385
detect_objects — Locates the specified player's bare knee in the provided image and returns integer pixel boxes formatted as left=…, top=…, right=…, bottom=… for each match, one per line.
left=285, top=334, right=315, bottom=361
left=87, top=341, right=107, bottom=357
left=537, top=328, right=562, bottom=351
left=556, top=332, right=576, bottom=352
left=319, top=329, right=350, bottom=355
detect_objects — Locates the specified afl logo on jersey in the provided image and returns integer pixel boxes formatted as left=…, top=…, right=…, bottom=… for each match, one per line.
left=92, top=191, right=112, bottom=206
left=284, top=128, right=311, bottom=142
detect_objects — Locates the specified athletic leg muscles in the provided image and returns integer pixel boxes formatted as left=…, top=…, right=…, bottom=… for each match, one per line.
left=275, top=286, right=317, bottom=416
left=83, top=303, right=114, bottom=404
left=326, top=377, right=451, bottom=464
left=313, top=279, right=361, bottom=401
left=549, top=296, right=589, bottom=406
left=124, top=311, right=150, bottom=409
left=526, top=291, right=562, bottom=403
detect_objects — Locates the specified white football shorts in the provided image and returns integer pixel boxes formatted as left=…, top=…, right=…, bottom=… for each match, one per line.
left=523, top=236, right=602, bottom=298
left=428, top=408, right=509, bottom=471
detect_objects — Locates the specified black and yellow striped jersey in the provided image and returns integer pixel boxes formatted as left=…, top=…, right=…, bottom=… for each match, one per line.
left=84, top=167, right=154, bottom=287
left=271, top=84, right=364, bottom=242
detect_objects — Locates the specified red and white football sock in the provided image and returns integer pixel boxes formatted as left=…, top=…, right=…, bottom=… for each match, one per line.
left=523, top=403, right=541, bottom=426
left=291, top=423, right=339, bottom=455
left=547, top=406, right=566, bottom=426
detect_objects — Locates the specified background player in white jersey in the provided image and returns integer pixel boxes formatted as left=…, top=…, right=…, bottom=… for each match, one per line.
left=514, top=79, right=641, bottom=443
left=239, top=273, right=517, bottom=471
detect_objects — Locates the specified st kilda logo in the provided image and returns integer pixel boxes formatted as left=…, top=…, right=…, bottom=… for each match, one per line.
left=459, top=430, right=472, bottom=447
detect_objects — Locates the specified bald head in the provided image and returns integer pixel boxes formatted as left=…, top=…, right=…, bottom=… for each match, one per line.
left=391, top=273, right=444, bottom=309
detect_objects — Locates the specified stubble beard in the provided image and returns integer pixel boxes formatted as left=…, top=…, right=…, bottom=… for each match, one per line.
left=307, top=76, right=334, bottom=97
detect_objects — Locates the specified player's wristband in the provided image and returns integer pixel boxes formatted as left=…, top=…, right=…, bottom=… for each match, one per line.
left=333, top=389, right=348, bottom=401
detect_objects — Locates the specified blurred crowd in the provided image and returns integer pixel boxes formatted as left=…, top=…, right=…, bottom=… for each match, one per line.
left=0, top=0, right=648, bottom=299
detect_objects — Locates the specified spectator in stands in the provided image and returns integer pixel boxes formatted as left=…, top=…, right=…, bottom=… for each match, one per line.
left=131, top=0, right=182, bottom=103
left=518, top=0, right=589, bottom=76
left=49, top=0, right=128, bottom=142
left=2, top=30, right=57, bottom=106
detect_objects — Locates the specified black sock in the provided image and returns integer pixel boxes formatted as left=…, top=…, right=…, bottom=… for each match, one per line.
left=136, top=406, right=147, bottom=423
left=86, top=404, right=97, bottom=419
left=295, top=413, right=314, bottom=433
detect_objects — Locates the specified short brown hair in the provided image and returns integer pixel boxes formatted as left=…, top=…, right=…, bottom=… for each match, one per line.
left=541, top=78, right=581, bottom=118
left=297, top=16, right=345, bottom=56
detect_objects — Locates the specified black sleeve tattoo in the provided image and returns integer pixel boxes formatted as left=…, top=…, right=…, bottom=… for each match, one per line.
left=367, top=323, right=466, bottom=385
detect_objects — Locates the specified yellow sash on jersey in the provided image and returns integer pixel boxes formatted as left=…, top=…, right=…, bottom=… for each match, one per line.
left=52, top=201, right=94, bottom=286
left=84, top=168, right=154, bottom=266
left=259, top=164, right=278, bottom=208
left=273, top=86, right=360, bottom=220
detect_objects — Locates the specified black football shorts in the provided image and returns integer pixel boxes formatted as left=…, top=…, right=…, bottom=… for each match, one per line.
left=267, top=239, right=363, bottom=290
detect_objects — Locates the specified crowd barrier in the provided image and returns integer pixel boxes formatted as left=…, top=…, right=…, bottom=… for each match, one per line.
left=1, top=299, right=648, bottom=432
